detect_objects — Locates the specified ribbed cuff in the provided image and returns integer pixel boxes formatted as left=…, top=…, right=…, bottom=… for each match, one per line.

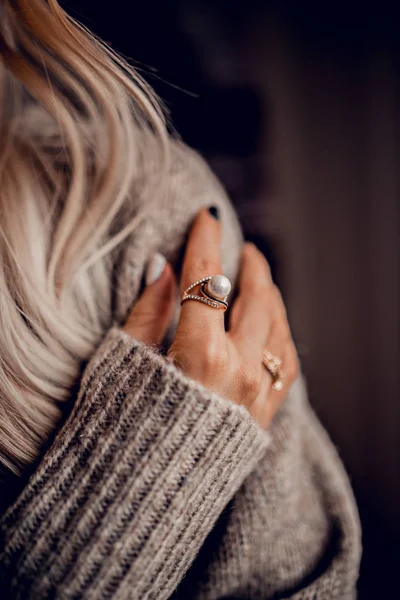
left=1, top=326, right=270, bottom=600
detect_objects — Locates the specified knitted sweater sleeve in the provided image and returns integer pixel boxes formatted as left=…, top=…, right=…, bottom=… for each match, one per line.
left=0, top=325, right=270, bottom=600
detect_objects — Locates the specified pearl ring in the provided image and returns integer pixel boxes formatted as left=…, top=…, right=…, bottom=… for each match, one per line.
left=262, top=350, right=285, bottom=392
left=181, top=274, right=232, bottom=310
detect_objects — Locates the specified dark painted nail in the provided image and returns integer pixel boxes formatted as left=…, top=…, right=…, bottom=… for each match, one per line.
left=208, top=205, right=220, bottom=220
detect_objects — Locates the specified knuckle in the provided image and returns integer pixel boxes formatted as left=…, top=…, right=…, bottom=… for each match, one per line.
left=167, top=346, right=185, bottom=370
left=168, top=341, right=195, bottom=372
left=238, top=363, right=261, bottom=399
left=202, top=341, right=227, bottom=373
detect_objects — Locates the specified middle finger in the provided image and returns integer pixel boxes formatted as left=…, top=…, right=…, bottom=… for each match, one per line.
left=179, top=207, right=226, bottom=334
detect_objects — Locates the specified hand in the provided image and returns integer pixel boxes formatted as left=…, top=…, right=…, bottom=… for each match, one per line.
left=123, top=208, right=299, bottom=430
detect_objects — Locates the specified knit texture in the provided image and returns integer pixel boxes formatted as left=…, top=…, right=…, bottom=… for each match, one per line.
left=0, top=140, right=361, bottom=599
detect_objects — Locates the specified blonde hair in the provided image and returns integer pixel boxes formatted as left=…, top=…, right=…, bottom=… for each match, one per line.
left=0, top=0, right=170, bottom=475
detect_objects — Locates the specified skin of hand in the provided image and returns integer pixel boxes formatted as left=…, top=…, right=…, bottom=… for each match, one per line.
left=123, top=207, right=299, bottom=430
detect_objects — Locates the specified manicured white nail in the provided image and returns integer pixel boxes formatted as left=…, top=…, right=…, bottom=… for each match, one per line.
left=145, top=252, right=167, bottom=285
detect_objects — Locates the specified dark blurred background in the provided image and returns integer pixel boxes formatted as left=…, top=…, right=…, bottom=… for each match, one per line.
left=62, top=1, right=400, bottom=597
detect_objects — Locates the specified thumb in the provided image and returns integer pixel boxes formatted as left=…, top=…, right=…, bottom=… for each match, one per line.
left=123, top=253, right=176, bottom=346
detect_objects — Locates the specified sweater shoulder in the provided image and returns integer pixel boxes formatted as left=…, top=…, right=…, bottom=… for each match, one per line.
left=154, top=138, right=239, bottom=242
left=166, top=138, right=227, bottom=198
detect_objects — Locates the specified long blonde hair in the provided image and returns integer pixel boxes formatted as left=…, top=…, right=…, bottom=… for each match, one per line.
left=0, top=0, right=169, bottom=475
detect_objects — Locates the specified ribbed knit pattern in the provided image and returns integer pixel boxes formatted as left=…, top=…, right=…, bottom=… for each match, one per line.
left=0, top=327, right=271, bottom=599
left=0, top=141, right=361, bottom=598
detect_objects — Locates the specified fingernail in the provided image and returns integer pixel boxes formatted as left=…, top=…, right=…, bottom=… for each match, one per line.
left=208, top=205, right=220, bottom=220
left=146, top=252, right=167, bottom=285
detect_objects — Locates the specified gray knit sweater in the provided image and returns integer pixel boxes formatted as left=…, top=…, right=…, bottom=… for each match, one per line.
left=0, top=141, right=361, bottom=599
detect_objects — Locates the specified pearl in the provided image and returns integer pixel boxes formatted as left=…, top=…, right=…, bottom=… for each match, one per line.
left=207, top=275, right=231, bottom=301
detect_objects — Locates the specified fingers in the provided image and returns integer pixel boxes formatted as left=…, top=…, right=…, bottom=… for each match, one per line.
left=248, top=316, right=299, bottom=431
left=229, top=243, right=275, bottom=361
left=179, top=207, right=225, bottom=333
left=263, top=290, right=291, bottom=359
left=180, top=207, right=222, bottom=292
left=259, top=292, right=298, bottom=421
left=123, top=253, right=176, bottom=346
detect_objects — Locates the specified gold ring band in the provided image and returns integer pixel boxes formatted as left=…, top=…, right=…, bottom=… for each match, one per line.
left=262, top=350, right=285, bottom=391
left=181, top=275, right=231, bottom=310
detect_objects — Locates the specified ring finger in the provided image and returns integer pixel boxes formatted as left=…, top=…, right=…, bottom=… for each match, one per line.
left=252, top=336, right=295, bottom=429
left=262, top=288, right=291, bottom=390
left=229, top=242, right=275, bottom=363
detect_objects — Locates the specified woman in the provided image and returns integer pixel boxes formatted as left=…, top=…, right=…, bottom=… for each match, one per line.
left=0, top=1, right=361, bottom=598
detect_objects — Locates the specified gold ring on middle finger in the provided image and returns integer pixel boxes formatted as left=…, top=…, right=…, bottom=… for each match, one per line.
left=181, top=275, right=231, bottom=310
